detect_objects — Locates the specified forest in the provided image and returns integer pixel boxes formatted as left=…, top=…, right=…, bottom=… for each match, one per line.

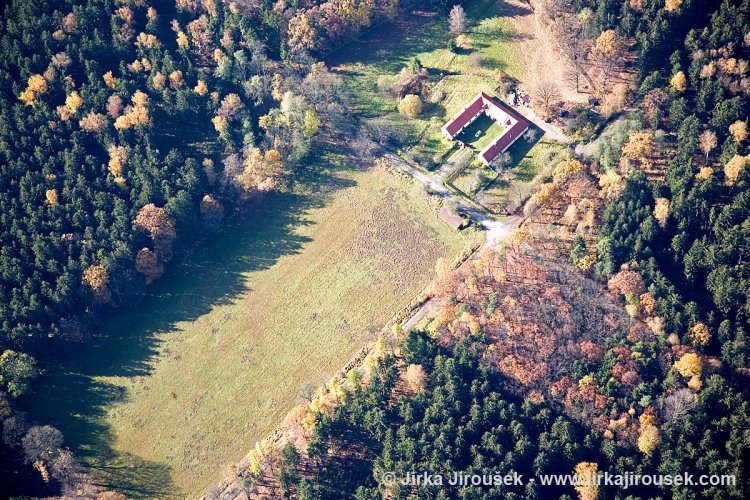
left=0, top=0, right=404, bottom=349
left=271, top=331, right=747, bottom=499
left=2, top=0, right=750, bottom=497
left=0, top=0, right=408, bottom=494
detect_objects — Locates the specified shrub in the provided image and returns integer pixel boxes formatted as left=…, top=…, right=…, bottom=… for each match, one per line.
left=398, top=94, right=423, bottom=118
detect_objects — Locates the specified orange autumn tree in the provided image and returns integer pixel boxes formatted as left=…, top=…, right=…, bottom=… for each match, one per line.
left=134, top=203, right=176, bottom=261
left=607, top=269, right=644, bottom=298
left=82, top=264, right=112, bottom=304
left=573, top=462, right=599, bottom=500
left=135, top=247, right=164, bottom=284
left=199, top=194, right=224, bottom=227
left=404, top=364, right=428, bottom=393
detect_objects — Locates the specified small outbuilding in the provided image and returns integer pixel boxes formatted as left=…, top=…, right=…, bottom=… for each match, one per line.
left=439, top=205, right=466, bottom=229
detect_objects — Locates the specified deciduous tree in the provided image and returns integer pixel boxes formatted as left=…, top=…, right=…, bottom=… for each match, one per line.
left=398, top=94, right=423, bottom=118
left=699, top=130, right=717, bottom=160
left=449, top=5, right=467, bottom=36
left=82, top=264, right=112, bottom=304
left=674, top=352, right=702, bottom=378
left=728, top=120, right=748, bottom=143
left=135, top=247, right=164, bottom=284
left=0, top=350, right=38, bottom=398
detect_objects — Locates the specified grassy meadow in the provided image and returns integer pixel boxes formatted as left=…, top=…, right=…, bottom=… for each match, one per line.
left=475, top=139, right=568, bottom=212
left=23, top=150, right=477, bottom=496
left=328, top=0, right=530, bottom=168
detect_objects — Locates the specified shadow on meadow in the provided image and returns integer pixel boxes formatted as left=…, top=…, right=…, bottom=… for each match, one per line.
left=327, top=0, right=532, bottom=71
left=20, top=146, right=357, bottom=497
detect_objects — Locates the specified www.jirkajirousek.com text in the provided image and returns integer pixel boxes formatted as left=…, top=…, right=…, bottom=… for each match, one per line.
left=381, top=470, right=737, bottom=490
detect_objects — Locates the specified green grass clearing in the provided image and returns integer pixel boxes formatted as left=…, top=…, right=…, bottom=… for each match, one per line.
left=478, top=138, right=569, bottom=213
left=452, top=162, right=499, bottom=195
left=328, top=0, right=529, bottom=168
left=23, top=155, right=479, bottom=497
left=456, top=113, right=505, bottom=152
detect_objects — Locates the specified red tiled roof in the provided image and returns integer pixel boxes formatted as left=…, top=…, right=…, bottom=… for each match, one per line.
left=479, top=120, right=528, bottom=164
left=439, top=205, right=464, bottom=228
left=442, top=92, right=531, bottom=164
left=442, top=96, right=485, bottom=137
left=481, top=92, right=528, bottom=124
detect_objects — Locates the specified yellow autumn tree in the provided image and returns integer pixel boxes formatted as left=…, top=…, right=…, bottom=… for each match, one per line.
left=637, top=422, right=661, bottom=456
left=598, top=170, right=625, bottom=200
left=169, top=70, right=184, bottom=87
left=65, top=91, right=84, bottom=114
left=398, top=94, right=423, bottom=118
left=671, top=71, right=687, bottom=92
left=45, top=189, right=59, bottom=205
left=688, top=375, right=702, bottom=391
left=622, top=131, right=655, bottom=168
left=114, top=90, right=150, bottom=129
left=573, top=462, right=599, bottom=500
left=674, top=352, right=702, bottom=378
left=103, top=71, right=117, bottom=89
left=108, top=145, right=129, bottom=177
left=33, top=460, right=50, bottom=483
left=177, top=31, right=189, bottom=48
left=552, top=159, right=586, bottom=184
left=303, top=109, right=320, bottom=137
left=19, top=74, right=49, bottom=105
left=577, top=254, right=597, bottom=271
left=211, top=115, right=227, bottom=134
left=271, top=73, right=284, bottom=101
left=696, top=166, right=714, bottom=180
left=729, top=120, right=748, bottom=143
left=724, top=154, right=750, bottom=186
left=593, top=30, right=620, bottom=56
left=653, top=197, right=669, bottom=227
left=237, top=148, right=285, bottom=194
left=194, top=79, right=208, bottom=96
left=689, top=322, right=711, bottom=347
left=529, top=182, right=556, bottom=207
left=665, top=0, right=683, bottom=12
left=245, top=439, right=279, bottom=477
left=135, top=32, right=159, bottom=49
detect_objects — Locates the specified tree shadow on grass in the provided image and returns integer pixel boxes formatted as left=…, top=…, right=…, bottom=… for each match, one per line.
left=507, top=125, right=545, bottom=177
left=328, top=0, right=533, bottom=79
left=20, top=147, right=357, bottom=498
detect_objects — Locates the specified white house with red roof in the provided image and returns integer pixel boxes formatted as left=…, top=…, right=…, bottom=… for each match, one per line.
left=441, top=92, right=530, bottom=165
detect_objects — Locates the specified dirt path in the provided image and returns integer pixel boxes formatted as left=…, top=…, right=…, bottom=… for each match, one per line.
left=512, top=104, right=571, bottom=144
left=502, top=0, right=589, bottom=103
left=385, top=153, right=521, bottom=248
